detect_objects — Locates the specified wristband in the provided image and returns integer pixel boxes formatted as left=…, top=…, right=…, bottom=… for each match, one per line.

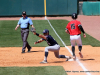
left=36, top=33, right=39, bottom=36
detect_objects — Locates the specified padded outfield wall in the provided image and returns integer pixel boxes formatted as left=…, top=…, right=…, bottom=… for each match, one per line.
left=0, top=0, right=78, bottom=16
left=82, top=2, right=100, bottom=15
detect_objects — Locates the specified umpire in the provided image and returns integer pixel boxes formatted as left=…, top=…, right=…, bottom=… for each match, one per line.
left=15, top=11, right=35, bottom=53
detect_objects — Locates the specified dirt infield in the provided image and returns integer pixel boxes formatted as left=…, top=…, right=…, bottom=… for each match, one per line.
left=0, top=46, right=100, bottom=75
left=0, top=15, right=100, bottom=75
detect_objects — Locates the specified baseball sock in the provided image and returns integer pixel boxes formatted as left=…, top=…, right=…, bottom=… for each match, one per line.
left=59, top=55, right=69, bottom=58
left=72, top=46, right=75, bottom=56
left=59, top=55, right=65, bottom=58
left=44, top=52, right=48, bottom=61
left=78, top=46, right=82, bottom=52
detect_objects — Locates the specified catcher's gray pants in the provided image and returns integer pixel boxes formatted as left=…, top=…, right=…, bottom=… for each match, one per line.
left=21, top=29, right=31, bottom=51
left=45, top=44, right=60, bottom=58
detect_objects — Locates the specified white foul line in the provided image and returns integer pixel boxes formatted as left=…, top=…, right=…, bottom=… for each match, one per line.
left=45, top=17, right=91, bottom=75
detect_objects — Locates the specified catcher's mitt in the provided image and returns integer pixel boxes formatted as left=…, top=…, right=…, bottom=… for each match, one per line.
left=31, top=28, right=36, bottom=32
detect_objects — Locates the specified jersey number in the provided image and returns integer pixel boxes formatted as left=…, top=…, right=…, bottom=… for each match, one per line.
left=71, top=24, right=75, bottom=29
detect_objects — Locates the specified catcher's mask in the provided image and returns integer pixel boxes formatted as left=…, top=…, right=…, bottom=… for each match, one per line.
left=43, top=29, right=49, bottom=35
left=72, top=13, right=77, bottom=19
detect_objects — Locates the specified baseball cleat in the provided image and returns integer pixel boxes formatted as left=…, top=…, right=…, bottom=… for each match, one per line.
left=66, top=56, right=72, bottom=61
left=73, top=56, right=76, bottom=61
left=21, top=51, right=25, bottom=53
left=40, top=60, right=47, bottom=64
left=27, top=47, right=32, bottom=52
left=79, top=52, right=83, bottom=58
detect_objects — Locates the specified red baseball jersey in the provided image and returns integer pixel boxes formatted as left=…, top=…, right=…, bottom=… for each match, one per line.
left=66, top=20, right=81, bottom=35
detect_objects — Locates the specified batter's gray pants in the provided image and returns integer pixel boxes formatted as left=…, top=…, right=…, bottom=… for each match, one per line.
left=21, top=29, right=31, bottom=51
left=45, top=44, right=60, bottom=58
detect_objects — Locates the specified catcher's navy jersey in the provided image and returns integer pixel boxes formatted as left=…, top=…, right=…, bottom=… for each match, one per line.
left=43, top=35, right=58, bottom=46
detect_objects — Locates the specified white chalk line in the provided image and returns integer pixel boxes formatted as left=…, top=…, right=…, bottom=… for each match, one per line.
left=45, top=16, right=91, bottom=75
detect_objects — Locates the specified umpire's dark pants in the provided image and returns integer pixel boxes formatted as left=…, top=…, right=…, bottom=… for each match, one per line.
left=21, top=29, right=31, bottom=52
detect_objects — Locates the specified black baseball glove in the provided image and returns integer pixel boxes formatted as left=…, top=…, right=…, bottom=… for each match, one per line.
left=31, top=28, right=36, bottom=32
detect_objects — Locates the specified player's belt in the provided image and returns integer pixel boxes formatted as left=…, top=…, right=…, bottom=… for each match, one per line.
left=77, top=34, right=80, bottom=35
left=54, top=44, right=58, bottom=45
left=70, top=34, right=80, bottom=36
left=21, top=28, right=29, bottom=30
left=50, top=44, right=58, bottom=46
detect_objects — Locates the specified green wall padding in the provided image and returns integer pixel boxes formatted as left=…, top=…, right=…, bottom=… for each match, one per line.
left=46, top=0, right=68, bottom=15
left=21, top=0, right=44, bottom=15
left=46, top=0, right=78, bottom=15
left=67, top=0, right=78, bottom=15
left=0, top=0, right=44, bottom=16
left=0, top=0, right=78, bottom=16
left=82, top=2, right=100, bottom=15
left=0, top=0, right=21, bottom=16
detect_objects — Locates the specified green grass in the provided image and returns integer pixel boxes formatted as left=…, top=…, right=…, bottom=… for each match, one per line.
left=0, top=20, right=100, bottom=47
left=0, top=20, right=22, bottom=47
left=0, top=66, right=67, bottom=75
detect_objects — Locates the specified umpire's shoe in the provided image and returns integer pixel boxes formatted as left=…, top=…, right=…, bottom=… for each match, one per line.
left=27, top=47, right=32, bottom=52
left=21, top=50, right=25, bottom=53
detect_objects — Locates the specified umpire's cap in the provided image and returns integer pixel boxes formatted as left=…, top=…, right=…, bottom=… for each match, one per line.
left=72, top=13, right=77, bottom=19
left=43, top=29, right=49, bottom=33
left=22, top=11, right=26, bottom=15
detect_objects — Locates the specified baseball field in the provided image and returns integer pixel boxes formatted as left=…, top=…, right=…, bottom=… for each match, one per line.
left=0, top=16, right=100, bottom=75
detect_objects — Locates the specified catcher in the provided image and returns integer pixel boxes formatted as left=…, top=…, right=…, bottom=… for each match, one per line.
left=31, top=28, right=71, bottom=63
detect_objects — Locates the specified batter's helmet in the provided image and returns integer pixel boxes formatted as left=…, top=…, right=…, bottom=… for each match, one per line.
left=72, top=13, right=77, bottom=19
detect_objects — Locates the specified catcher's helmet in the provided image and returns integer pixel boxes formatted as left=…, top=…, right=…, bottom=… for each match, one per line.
left=72, top=13, right=77, bottom=19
